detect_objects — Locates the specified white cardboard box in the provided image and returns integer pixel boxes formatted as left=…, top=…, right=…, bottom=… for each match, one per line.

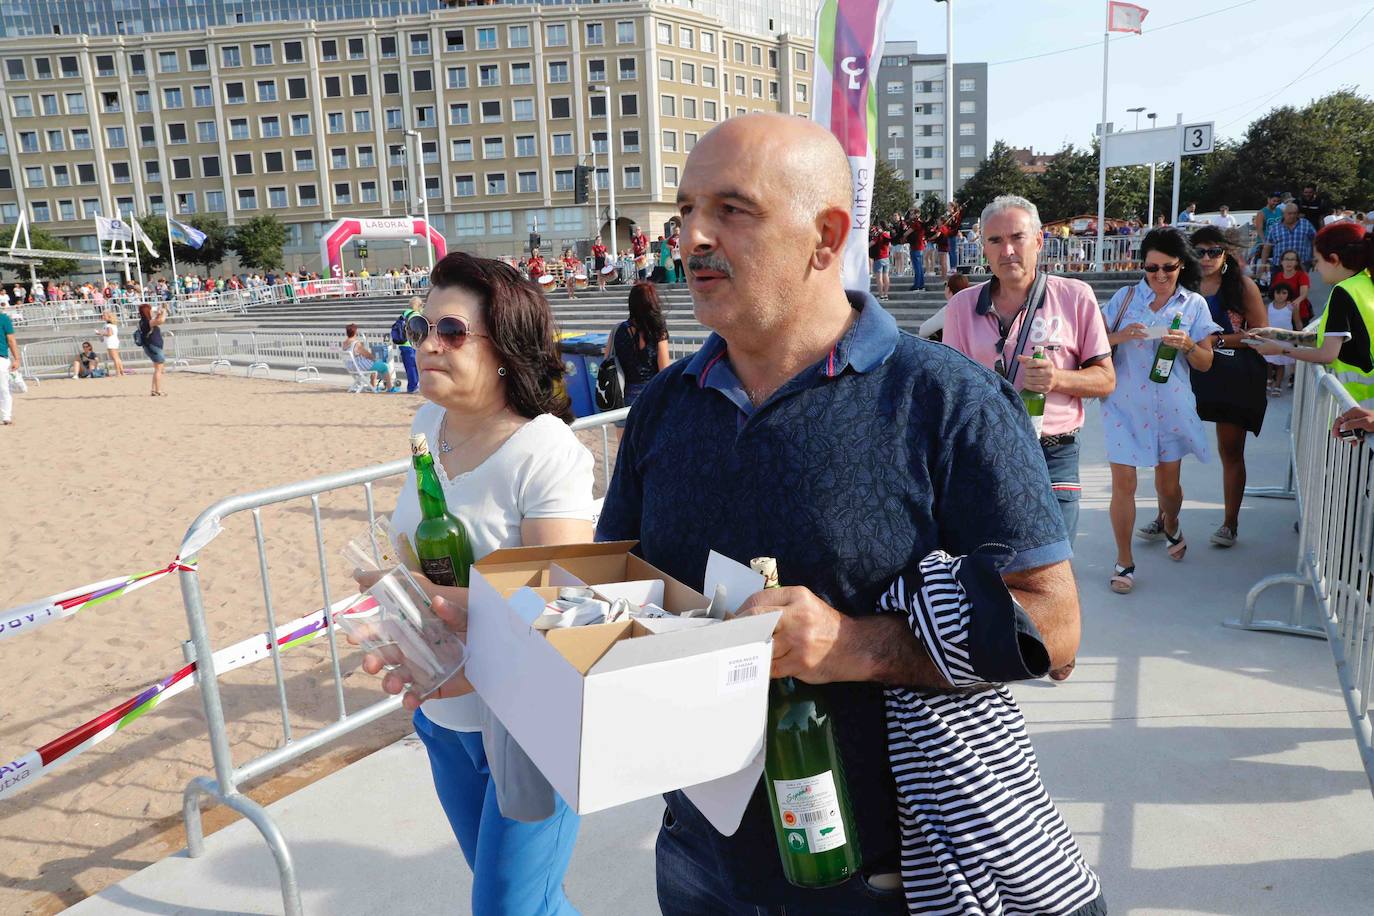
left=466, top=542, right=779, bottom=817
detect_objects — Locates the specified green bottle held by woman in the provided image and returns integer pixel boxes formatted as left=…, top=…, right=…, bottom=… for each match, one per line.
left=752, top=556, right=863, bottom=889
left=1149, top=315, right=1183, bottom=384
left=409, top=433, right=475, bottom=587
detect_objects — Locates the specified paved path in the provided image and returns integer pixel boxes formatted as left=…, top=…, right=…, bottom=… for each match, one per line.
left=70, top=394, right=1374, bottom=915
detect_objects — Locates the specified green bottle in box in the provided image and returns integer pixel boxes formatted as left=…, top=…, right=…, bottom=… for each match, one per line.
left=752, top=556, right=862, bottom=889
left=409, top=433, right=474, bottom=587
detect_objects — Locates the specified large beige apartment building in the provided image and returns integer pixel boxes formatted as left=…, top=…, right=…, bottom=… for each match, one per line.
left=0, top=2, right=813, bottom=271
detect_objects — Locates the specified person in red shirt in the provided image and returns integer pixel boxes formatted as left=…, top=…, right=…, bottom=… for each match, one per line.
left=561, top=248, right=583, bottom=299
left=869, top=222, right=893, bottom=299
left=526, top=250, right=546, bottom=283
left=905, top=209, right=928, bottom=291
left=631, top=224, right=650, bottom=281
left=591, top=236, right=610, bottom=290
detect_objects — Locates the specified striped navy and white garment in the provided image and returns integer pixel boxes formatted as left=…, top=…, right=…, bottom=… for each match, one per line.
left=877, top=548, right=1103, bottom=916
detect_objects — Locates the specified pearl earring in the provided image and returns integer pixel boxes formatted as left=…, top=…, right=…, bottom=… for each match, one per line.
left=498, top=366, right=507, bottom=377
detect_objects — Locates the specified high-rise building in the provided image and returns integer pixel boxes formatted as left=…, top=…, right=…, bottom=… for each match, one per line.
left=875, top=40, right=987, bottom=206
left=0, top=1, right=814, bottom=271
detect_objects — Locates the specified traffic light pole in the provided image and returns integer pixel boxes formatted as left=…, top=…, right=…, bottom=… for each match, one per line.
left=592, top=148, right=601, bottom=247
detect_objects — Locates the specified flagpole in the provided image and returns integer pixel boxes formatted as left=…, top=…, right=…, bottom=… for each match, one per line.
left=165, top=211, right=180, bottom=304
left=1096, top=0, right=1110, bottom=271
left=127, top=207, right=144, bottom=304
left=95, top=214, right=108, bottom=291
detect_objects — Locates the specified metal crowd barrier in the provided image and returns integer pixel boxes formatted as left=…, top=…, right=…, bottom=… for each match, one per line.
left=1233, top=361, right=1374, bottom=793
left=176, top=406, right=629, bottom=916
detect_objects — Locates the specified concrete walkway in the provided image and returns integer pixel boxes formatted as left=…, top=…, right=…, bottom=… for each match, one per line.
left=70, top=394, right=1374, bottom=915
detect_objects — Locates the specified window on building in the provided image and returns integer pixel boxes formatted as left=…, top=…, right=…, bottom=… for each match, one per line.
left=158, top=87, right=181, bottom=109
left=661, top=129, right=677, bottom=152
left=228, top=117, right=248, bottom=139
left=661, top=95, right=676, bottom=117
left=409, top=33, right=430, bottom=56
left=319, top=39, right=338, bottom=61
left=545, top=24, right=568, bottom=47
left=206, top=189, right=225, bottom=210
left=232, top=152, right=253, bottom=175
left=586, top=23, right=605, bottom=46
left=17, top=130, right=37, bottom=152
left=24, top=166, right=44, bottom=188
left=32, top=57, right=53, bottom=79
left=327, top=112, right=346, bottom=133
left=353, top=109, right=372, bottom=131
left=512, top=98, right=534, bottom=121
left=237, top=188, right=258, bottom=210
left=483, top=137, right=505, bottom=160
left=351, top=74, right=368, bottom=95
left=511, top=134, right=535, bottom=158
left=518, top=171, right=538, bottom=193
left=286, top=77, right=308, bottom=101
left=333, top=181, right=352, bottom=204
left=31, top=200, right=51, bottom=222
left=548, top=60, right=569, bottom=83
left=552, top=133, right=573, bottom=156
left=192, top=120, right=215, bottom=143
left=486, top=172, right=507, bottom=194
left=289, top=113, right=311, bottom=136
left=590, top=94, right=607, bottom=118
left=158, top=50, right=179, bottom=73
left=657, top=23, right=673, bottom=45
left=64, top=92, right=87, bottom=114
left=619, top=57, right=637, bottom=80
left=477, top=27, right=497, bottom=50
left=554, top=168, right=573, bottom=191
left=260, top=115, right=281, bottom=138
left=292, top=149, right=314, bottom=171
left=346, top=37, right=365, bottom=60
left=452, top=138, right=473, bottom=161
left=477, top=63, right=499, bottom=87
left=620, top=94, right=638, bottom=116
left=413, top=69, right=433, bottom=92
left=250, top=43, right=272, bottom=67
left=959, top=77, right=976, bottom=92
left=10, top=96, right=31, bottom=117
left=137, top=124, right=155, bottom=147
left=449, top=102, right=470, bottom=125
left=549, top=97, right=571, bottom=119
left=331, top=147, right=348, bottom=168
left=624, top=165, right=642, bottom=189
left=385, top=108, right=402, bottom=130
left=164, top=122, right=188, bottom=146
left=683, top=97, right=697, bottom=119
left=659, top=58, right=674, bottom=81
left=76, top=162, right=96, bottom=184
left=253, top=80, right=275, bottom=102
left=357, top=145, right=375, bottom=167
left=664, top=164, right=679, bottom=186
left=752, top=78, right=763, bottom=98
left=378, top=36, right=397, bottom=59
left=454, top=174, right=475, bottom=197
left=480, top=100, right=502, bottom=122
left=616, top=129, right=637, bottom=153
left=4, top=59, right=24, bottom=81
left=455, top=212, right=485, bottom=236
left=703, top=99, right=717, bottom=120
left=105, top=126, right=126, bottom=148
left=735, top=75, right=746, bottom=95
left=448, top=66, right=468, bottom=89
left=445, top=29, right=465, bottom=52
left=617, top=21, right=635, bottom=44
left=508, top=25, right=530, bottom=48
left=959, top=100, right=975, bottom=114
left=958, top=144, right=975, bottom=159
left=52, top=163, right=70, bottom=185
left=359, top=181, right=378, bottom=203
left=110, top=161, right=131, bottom=183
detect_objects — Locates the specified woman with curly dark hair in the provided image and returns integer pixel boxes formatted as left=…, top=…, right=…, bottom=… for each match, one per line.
left=605, top=280, right=671, bottom=407
left=1100, top=227, right=1218, bottom=593
left=355, top=250, right=593, bottom=914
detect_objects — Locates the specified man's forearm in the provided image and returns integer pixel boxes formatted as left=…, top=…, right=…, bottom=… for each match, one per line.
left=1051, top=362, right=1115, bottom=400
left=1005, top=562, right=1079, bottom=671
left=842, top=614, right=951, bottom=688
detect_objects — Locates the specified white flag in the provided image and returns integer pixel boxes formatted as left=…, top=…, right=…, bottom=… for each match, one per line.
left=131, top=219, right=158, bottom=258
left=95, top=215, right=132, bottom=242
left=1107, top=1, right=1149, bottom=33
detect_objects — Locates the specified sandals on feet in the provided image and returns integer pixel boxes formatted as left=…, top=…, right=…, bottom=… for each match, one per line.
left=1165, top=526, right=1187, bottom=561
left=1136, top=517, right=1167, bottom=542
left=1110, top=564, right=1136, bottom=594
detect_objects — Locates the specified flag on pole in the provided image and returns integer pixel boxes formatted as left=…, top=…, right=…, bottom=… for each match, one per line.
left=167, top=217, right=207, bottom=249
left=1107, top=1, right=1149, bottom=33
left=95, top=215, right=133, bottom=242
left=130, top=218, right=158, bottom=258
left=811, top=0, right=898, bottom=288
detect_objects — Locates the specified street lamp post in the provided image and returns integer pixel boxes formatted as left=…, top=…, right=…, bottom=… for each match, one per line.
left=935, top=0, right=954, bottom=209
left=1127, top=106, right=1146, bottom=131
left=403, top=128, right=434, bottom=272
left=589, top=84, right=618, bottom=259
left=1146, top=112, right=1158, bottom=228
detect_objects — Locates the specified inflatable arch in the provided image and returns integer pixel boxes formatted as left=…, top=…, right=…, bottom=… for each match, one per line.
left=319, top=217, right=446, bottom=276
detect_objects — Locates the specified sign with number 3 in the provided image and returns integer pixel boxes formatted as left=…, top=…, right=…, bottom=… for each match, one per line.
left=1182, top=122, right=1215, bottom=155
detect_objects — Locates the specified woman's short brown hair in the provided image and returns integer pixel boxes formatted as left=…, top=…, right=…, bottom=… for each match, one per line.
left=428, top=251, right=573, bottom=422
left=345, top=323, right=358, bottom=337
left=945, top=273, right=971, bottom=295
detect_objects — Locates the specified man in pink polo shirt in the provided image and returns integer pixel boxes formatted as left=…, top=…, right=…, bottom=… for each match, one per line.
left=943, top=195, right=1115, bottom=543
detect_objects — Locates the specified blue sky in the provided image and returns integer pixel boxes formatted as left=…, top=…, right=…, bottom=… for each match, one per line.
left=883, top=0, right=1370, bottom=152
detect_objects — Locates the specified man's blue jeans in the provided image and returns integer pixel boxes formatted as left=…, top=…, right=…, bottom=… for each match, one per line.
left=400, top=345, right=418, bottom=393
left=1043, top=437, right=1082, bottom=542
left=909, top=250, right=926, bottom=290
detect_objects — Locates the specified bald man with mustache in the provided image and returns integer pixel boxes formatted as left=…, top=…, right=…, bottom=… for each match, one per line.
left=597, top=114, right=1104, bottom=915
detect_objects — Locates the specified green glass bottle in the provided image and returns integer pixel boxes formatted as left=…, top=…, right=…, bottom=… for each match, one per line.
left=1149, top=315, right=1184, bottom=384
left=409, top=433, right=475, bottom=587
left=752, top=556, right=862, bottom=889
left=1020, top=345, right=1047, bottom=436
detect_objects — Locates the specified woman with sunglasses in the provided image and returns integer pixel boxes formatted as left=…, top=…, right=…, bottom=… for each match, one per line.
left=1181, top=226, right=1270, bottom=549
left=1100, top=228, right=1219, bottom=593
left=357, top=251, right=594, bottom=915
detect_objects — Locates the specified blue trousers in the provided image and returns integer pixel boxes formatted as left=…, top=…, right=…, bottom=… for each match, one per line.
left=909, top=251, right=926, bottom=291
left=1042, top=438, right=1082, bottom=543
left=401, top=345, right=419, bottom=393
left=414, top=708, right=581, bottom=915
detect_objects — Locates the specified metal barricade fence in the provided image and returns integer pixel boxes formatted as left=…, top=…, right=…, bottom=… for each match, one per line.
left=176, top=406, right=629, bottom=916
left=1234, top=361, right=1374, bottom=794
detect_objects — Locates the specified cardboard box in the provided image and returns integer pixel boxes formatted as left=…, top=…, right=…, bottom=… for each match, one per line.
left=467, top=542, right=779, bottom=815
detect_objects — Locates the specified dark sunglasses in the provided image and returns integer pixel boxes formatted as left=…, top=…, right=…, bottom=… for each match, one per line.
left=1143, top=262, right=1182, bottom=274
left=1195, top=247, right=1226, bottom=258
left=405, top=314, right=488, bottom=349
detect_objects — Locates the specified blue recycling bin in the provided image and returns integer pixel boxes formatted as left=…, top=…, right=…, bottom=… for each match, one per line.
left=559, top=333, right=609, bottom=417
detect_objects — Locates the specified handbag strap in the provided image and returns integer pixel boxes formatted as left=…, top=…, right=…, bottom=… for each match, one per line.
left=1108, top=287, right=1135, bottom=337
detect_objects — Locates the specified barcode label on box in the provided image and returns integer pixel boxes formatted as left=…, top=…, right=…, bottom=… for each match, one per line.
left=719, top=652, right=764, bottom=694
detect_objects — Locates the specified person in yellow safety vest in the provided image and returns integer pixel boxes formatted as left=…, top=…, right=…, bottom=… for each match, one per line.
left=1247, top=222, right=1374, bottom=406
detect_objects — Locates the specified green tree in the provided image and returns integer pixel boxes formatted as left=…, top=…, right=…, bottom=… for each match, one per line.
left=872, top=158, right=914, bottom=226
left=1036, top=144, right=1097, bottom=221
left=24, top=227, right=80, bottom=278
left=919, top=192, right=946, bottom=224
left=232, top=214, right=289, bottom=270
left=955, top=141, right=1036, bottom=219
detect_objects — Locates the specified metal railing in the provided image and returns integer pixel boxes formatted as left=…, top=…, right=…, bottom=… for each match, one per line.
left=176, top=407, right=628, bottom=915
left=1233, top=360, right=1374, bottom=793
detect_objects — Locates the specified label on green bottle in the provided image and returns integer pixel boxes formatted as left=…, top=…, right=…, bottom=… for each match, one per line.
left=772, top=771, right=848, bottom=854
left=420, top=555, right=459, bottom=587
left=1153, top=357, right=1173, bottom=380
left=1028, top=413, right=1044, bottom=436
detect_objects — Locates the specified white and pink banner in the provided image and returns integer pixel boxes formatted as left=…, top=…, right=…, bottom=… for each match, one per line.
left=811, top=0, right=898, bottom=288
left=1108, top=1, right=1149, bottom=33
left=319, top=217, right=446, bottom=277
